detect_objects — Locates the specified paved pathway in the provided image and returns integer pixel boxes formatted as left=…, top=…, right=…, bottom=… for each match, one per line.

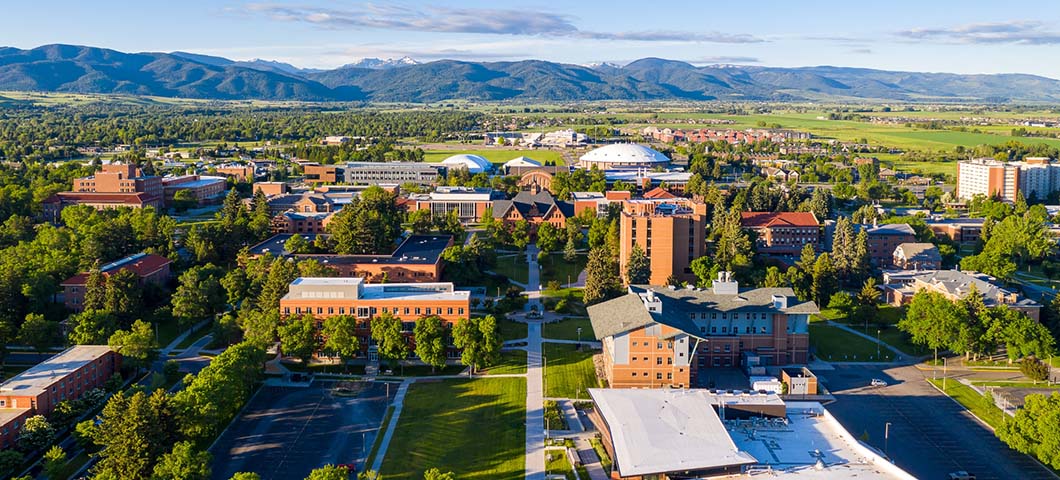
left=160, top=319, right=209, bottom=356
left=525, top=244, right=543, bottom=312
left=575, top=438, right=609, bottom=480
left=560, top=400, right=584, bottom=432
left=525, top=321, right=546, bottom=480
left=369, top=379, right=413, bottom=474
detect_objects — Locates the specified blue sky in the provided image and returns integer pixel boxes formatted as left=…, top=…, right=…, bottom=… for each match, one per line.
left=5, top=1, right=1060, bottom=77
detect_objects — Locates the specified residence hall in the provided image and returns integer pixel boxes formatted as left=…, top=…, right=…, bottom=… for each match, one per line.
left=587, top=388, right=915, bottom=480
left=248, top=234, right=452, bottom=282
left=60, top=253, right=173, bottom=312
left=619, top=196, right=708, bottom=286
left=0, top=346, right=121, bottom=449
left=739, top=212, right=820, bottom=257
left=588, top=272, right=818, bottom=389
left=161, top=174, right=227, bottom=206
left=882, top=269, right=1042, bottom=321
left=892, top=242, right=942, bottom=270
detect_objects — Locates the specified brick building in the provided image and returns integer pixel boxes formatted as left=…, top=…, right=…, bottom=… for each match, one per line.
left=892, top=242, right=942, bottom=270
left=43, top=164, right=164, bottom=221
left=408, top=187, right=500, bottom=223
left=60, top=253, right=173, bottom=312
left=492, top=188, right=574, bottom=233
left=859, top=223, right=916, bottom=268
left=619, top=197, right=708, bottom=286
left=249, top=234, right=452, bottom=282
left=162, top=175, right=227, bottom=206
left=215, top=164, right=256, bottom=182
left=588, top=273, right=818, bottom=389
left=740, top=212, right=820, bottom=257
left=0, top=346, right=120, bottom=449
left=303, top=164, right=344, bottom=183
left=882, top=270, right=1041, bottom=321
left=927, top=218, right=984, bottom=245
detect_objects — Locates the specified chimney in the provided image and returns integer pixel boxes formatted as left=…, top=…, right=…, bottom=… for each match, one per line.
left=772, top=294, right=788, bottom=310
left=713, top=271, right=739, bottom=295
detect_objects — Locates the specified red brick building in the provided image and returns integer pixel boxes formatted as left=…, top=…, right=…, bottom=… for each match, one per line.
left=162, top=175, right=227, bottom=206
left=740, top=212, right=820, bottom=257
left=619, top=197, right=708, bottom=286
left=60, top=253, right=172, bottom=312
left=588, top=273, right=818, bottom=389
left=43, top=164, right=164, bottom=221
left=859, top=223, right=916, bottom=268
left=492, top=188, right=574, bottom=233
left=0, top=346, right=121, bottom=449
left=249, top=234, right=452, bottom=283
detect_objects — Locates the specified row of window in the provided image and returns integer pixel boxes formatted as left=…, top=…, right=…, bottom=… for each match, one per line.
left=699, top=325, right=769, bottom=334
left=689, top=311, right=773, bottom=321
left=284, top=306, right=464, bottom=316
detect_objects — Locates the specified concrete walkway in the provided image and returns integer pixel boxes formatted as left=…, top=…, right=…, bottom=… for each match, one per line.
left=370, top=378, right=413, bottom=474
left=525, top=321, right=546, bottom=480
left=525, top=244, right=543, bottom=312
left=160, top=319, right=209, bottom=356
left=563, top=269, right=588, bottom=289
left=560, top=400, right=584, bottom=432
left=576, top=438, right=609, bottom=480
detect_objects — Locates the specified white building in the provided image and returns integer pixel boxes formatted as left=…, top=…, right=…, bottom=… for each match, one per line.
left=956, top=157, right=1060, bottom=202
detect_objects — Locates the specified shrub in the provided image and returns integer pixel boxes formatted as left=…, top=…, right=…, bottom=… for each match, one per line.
left=1020, top=356, right=1050, bottom=382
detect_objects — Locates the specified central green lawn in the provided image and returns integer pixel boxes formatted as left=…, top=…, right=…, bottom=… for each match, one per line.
left=494, top=255, right=529, bottom=284
left=481, top=350, right=528, bottom=375
left=543, top=317, right=593, bottom=342
left=498, top=317, right=529, bottom=341
left=928, top=379, right=1006, bottom=430
left=809, top=324, right=894, bottom=362
left=543, top=343, right=600, bottom=399
left=382, top=377, right=527, bottom=480
left=539, top=253, right=587, bottom=287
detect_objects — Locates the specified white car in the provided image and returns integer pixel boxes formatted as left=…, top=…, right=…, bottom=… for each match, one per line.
left=870, top=378, right=888, bottom=387
left=948, top=471, right=976, bottom=480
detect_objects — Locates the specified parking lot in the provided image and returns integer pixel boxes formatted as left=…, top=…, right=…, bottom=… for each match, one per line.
left=821, top=364, right=1056, bottom=480
left=209, top=380, right=394, bottom=480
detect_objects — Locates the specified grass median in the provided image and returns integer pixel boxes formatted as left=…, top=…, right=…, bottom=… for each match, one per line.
left=543, top=343, right=600, bottom=399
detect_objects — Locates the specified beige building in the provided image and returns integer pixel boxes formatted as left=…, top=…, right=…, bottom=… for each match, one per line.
left=619, top=197, right=708, bottom=286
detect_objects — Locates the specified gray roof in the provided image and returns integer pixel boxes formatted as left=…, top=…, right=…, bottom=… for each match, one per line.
left=589, top=285, right=819, bottom=340
left=894, top=242, right=941, bottom=262
left=859, top=223, right=916, bottom=236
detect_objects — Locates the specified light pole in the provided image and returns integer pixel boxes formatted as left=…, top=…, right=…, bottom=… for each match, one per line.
left=884, top=422, right=891, bottom=457
left=943, top=357, right=948, bottom=391
left=876, top=329, right=881, bottom=361
left=577, top=327, right=582, bottom=345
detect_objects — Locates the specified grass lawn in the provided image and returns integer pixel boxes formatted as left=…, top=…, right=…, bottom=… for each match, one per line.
left=381, top=377, right=526, bottom=480
left=543, top=343, right=601, bottom=399
left=539, top=253, right=587, bottom=287
left=482, top=350, right=528, bottom=375
left=498, top=317, right=529, bottom=341
left=422, top=149, right=565, bottom=166
left=589, top=437, right=613, bottom=474
left=365, top=406, right=394, bottom=468
left=543, top=317, right=593, bottom=342
left=542, top=288, right=587, bottom=316
left=847, top=324, right=927, bottom=356
left=928, top=378, right=1006, bottom=430
left=154, top=320, right=184, bottom=349
left=545, top=450, right=575, bottom=480
left=809, top=324, right=895, bottom=362
left=173, top=321, right=212, bottom=350
left=970, top=380, right=1060, bottom=389
left=494, top=255, right=529, bottom=284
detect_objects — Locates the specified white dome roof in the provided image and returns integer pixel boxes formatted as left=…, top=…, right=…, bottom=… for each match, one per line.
left=503, top=156, right=541, bottom=168
left=579, top=144, right=670, bottom=165
left=441, top=154, right=492, bottom=174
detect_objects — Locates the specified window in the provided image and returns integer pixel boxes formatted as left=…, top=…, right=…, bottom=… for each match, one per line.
left=724, top=344, right=731, bottom=352
left=667, top=357, right=673, bottom=365
left=448, top=308, right=453, bottom=315
left=656, top=373, right=663, bottom=380
left=458, top=308, right=465, bottom=315
left=711, top=327, right=716, bottom=333
left=632, top=372, right=637, bottom=377
left=667, top=372, right=673, bottom=380
left=404, top=308, right=410, bottom=315
left=415, top=307, right=421, bottom=315
left=721, top=326, right=728, bottom=333
left=656, top=357, right=662, bottom=365
left=657, top=342, right=662, bottom=349
left=328, top=307, right=334, bottom=314
left=317, top=307, right=323, bottom=314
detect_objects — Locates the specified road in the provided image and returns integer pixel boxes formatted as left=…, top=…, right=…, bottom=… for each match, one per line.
left=822, top=363, right=1057, bottom=480
left=209, top=381, right=391, bottom=480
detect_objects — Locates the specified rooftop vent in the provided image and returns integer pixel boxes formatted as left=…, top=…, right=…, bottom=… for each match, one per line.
left=712, top=271, right=739, bottom=295
left=772, top=294, right=788, bottom=310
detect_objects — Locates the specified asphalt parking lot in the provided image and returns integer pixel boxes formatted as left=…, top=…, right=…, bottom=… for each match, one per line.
left=821, top=364, right=1056, bottom=480
left=209, top=380, right=394, bottom=480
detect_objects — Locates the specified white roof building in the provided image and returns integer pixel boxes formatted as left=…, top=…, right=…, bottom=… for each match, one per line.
left=578, top=144, right=671, bottom=169
left=440, top=154, right=493, bottom=174
left=502, top=156, right=541, bottom=169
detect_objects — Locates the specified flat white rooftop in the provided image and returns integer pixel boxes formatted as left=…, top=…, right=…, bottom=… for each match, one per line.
left=283, top=277, right=469, bottom=302
left=0, top=346, right=113, bottom=397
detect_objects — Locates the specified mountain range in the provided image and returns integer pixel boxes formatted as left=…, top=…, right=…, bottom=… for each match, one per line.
left=2, top=44, right=1060, bottom=103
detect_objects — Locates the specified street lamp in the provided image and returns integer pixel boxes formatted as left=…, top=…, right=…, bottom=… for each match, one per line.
left=876, top=329, right=881, bottom=361
left=884, top=422, right=891, bottom=457
left=577, top=327, right=582, bottom=344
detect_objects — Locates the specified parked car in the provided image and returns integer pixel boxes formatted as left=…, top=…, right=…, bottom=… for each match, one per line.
left=870, top=378, right=888, bottom=387
left=948, top=471, right=975, bottom=480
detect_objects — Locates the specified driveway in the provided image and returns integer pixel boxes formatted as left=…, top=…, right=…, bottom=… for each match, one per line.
left=210, top=381, right=391, bottom=480
left=822, top=363, right=1056, bottom=480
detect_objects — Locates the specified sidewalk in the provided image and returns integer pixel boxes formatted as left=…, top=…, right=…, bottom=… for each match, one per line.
left=525, top=321, right=546, bottom=480
left=370, top=378, right=414, bottom=474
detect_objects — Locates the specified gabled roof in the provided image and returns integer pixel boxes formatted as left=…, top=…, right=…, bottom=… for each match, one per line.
left=740, top=211, right=819, bottom=228
left=493, top=190, right=572, bottom=220
left=894, top=242, right=941, bottom=262
left=642, top=187, right=675, bottom=199
left=61, top=253, right=172, bottom=286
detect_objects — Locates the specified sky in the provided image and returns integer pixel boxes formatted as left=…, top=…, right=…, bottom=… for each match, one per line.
left=4, top=1, right=1060, bottom=77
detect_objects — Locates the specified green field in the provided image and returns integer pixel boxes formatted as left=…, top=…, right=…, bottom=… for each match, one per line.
left=422, top=149, right=565, bottom=166
left=494, top=254, right=529, bottom=284
left=382, top=377, right=526, bottom=480
left=543, top=343, right=600, bottom=399
left=542, top=317, right=593, bottom=342
left=481, top=350, right=528, bottom=375
left=808, top=324, right=894, bottom=362
left=539, top=253, right=587, bottom=287
left=545, top=450, right=575, bottom=480
left=497, top=317, right=529, bottom=342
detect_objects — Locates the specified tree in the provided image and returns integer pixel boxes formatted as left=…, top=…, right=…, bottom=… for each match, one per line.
left=536, top=222, right=561, bottom=253
left=999, top=308, right=1056, bottom=362
left=856, top=278, right=880, bottom=329
left=0, top=450, right=23, bottom=479
left=1020, top=357, right=1050, bottom=382
left=248, top=189, right=273, bottom=241
left=563, top=234, right=578, bottom=262
left=997, top=392, right=1060, bottom=470
left=511, top=220, right=531, bottom=250
left=583, top=247, right=621, bottom=305
left=257, top=257, right=299, bottom=311
left=151, top=441, right=212, bottom=480
left=452, top=316, right=501, bottom=374
left=810, top=253, right=837, bottom=308
left=221, top=268, right=249, bottom=307
left=761, top=266, right=786, bottom=288
left=328, top=186, right=402, bottom=254
left=322, top=315, right=360, bottom=371
left=171, top=189, right=197, bottom=212
left=898, top=291, right=963, bottom=362
left=83, top=265, right=107, bottom=312
left=172, top=266, right=225, bottom=328
left=437, top=209, right=464, bottom=237
left=69, top=309, right=118, bottom=345
left=108, top=320, right=157, bottom=372
left=18, top=415, right=55, bottom=452
left=625, top=244, right=651, bottom=284
left=230, top=473, right=262, bottom=480
left=93, top=390, right=176, bottom=480
left=423, top=468, right=457, bottom=480
left=371, top=312, right=409, bottom=369
left=690, top=256, right=720, bottom=288
left=284, top=234, right=311, bottom=254
left=414, top=316, right=447, bottom=373
left=278, top=314, right=317, bottom=364
left=43, top=445, right=66, bottom=480
left=408, top=209, right=433, bottom=234
left=19, top=313, right=58, bottom=353
left=105, top=268, right=142, bottom=321
left=305, top=465, right=351, bottom=480
left=713, top=210, right=752, bottom=271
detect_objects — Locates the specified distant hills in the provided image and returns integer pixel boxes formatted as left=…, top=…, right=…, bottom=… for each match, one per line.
left=2, top=44, right=1060, bottom=103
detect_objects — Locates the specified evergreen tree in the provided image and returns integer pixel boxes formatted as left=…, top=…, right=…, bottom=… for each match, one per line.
left=584, top=247, right=621, bottom=305
left=563, top=235, right=578, bottom=263
left=714, top=210, right=752, bottom=271
left=625, top=244, right=651, bottom=284
left=811, top=253, right=837, bottom=307
left=92, top=390, right=177, bottom=480
left=83, top=265, right=107, bottom=312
